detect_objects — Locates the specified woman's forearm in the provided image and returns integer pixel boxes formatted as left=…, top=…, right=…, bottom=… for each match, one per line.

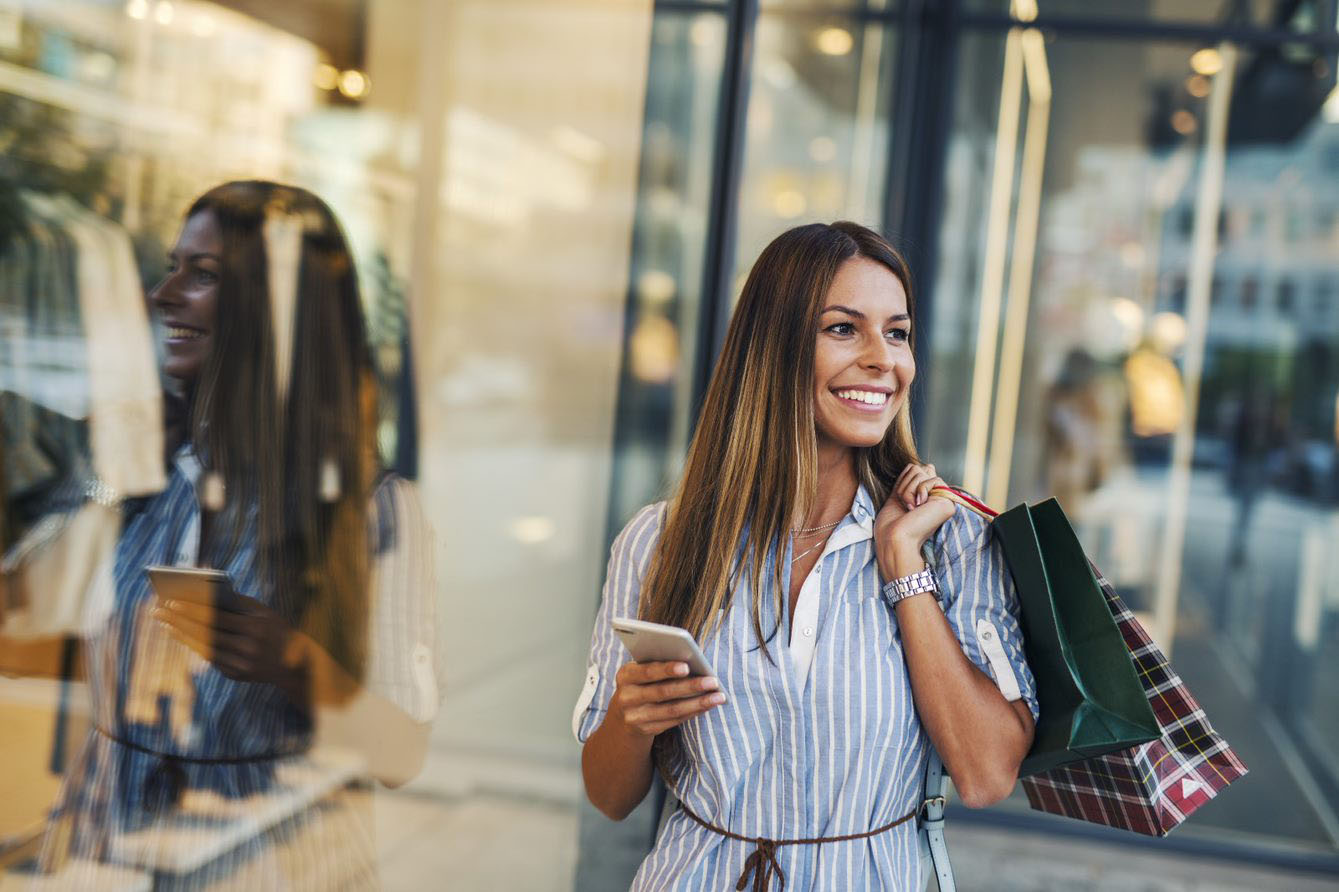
left=582, top=712, right=656, bottom=821
left=296, top=635, right=433, bottom=787
left=889, top=543, right=1034, bottom=807
left=315, top=688, right=431, bottom=788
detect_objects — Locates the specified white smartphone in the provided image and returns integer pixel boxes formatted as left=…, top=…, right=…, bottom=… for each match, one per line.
left=612, top=617, right=715, bottom=677
left=146, top=565, right=245, bottom=611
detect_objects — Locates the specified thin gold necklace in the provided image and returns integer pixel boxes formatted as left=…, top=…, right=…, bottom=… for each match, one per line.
left=790, top=517, right=842, bottom=535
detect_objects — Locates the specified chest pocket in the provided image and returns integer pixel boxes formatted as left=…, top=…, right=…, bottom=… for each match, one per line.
left=809, top=590, right=920, bottom=756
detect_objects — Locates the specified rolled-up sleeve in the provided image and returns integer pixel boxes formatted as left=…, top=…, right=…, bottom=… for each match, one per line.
left=365, top=476, right=445, bottom=723
left=932, top=506, right=1040, bottom=721
left=573, top=502, right=666, bottom=743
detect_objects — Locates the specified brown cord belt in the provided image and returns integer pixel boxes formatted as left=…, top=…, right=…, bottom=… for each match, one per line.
left=676, top=799, right=919, bottom=892
left=94, top=725, right=305, bottom=814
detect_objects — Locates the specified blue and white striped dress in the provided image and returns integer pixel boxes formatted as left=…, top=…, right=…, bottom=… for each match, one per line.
left=39, top=447, right=442, bottom=888
left=575, top=485, right=1039, bottom=891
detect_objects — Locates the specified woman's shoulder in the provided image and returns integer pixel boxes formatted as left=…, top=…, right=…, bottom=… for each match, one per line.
left=931, top=488, right=993, bottom=560
left=607, top=500, right=669, bottom=570
left=610, top=501, right=669, bottom=562
left=368, top=472, right=427, bottom=553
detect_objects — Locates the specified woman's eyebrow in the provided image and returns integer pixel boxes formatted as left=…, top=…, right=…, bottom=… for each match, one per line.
left=822, top=305, right=910, bottom=324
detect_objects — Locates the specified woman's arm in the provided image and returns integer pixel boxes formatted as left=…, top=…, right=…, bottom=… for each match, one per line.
left=876, top=464, right=1036, bottom=808
left=153, top=600, right=431, bottom=786
left=155, top=477, right=441, bottom=788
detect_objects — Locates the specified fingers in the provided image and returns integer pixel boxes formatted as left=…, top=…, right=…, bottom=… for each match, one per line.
left=616, top=660, right=690, bottom=687
left=896, top=463, right=941, bottom=509
left=616, top=664, right=721, bottom=707
left=613, top=660, right=726, bottom=736
left=623, top=690, right=727, bottom=736
left=153, top=605, right=259, bottom=665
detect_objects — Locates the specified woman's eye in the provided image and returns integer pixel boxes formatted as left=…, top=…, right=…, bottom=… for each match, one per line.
left=825, top=322, right=855, bottom=336
left=887, top=327, right=910, bottom=342
left=195, top=269, right=219, bottom=284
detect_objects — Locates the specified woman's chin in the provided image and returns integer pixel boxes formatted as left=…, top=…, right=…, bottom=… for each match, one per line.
left=821, top=426, right=891, bottom=450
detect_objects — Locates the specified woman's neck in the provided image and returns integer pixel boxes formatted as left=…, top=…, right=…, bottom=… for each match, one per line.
left=797, top=441, right=859, bottom=529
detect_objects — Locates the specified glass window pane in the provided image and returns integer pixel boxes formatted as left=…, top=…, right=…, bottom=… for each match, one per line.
left=933, top=26, right=1339, bottom=862
left=733, top=14, right=898, bottom=289
left=608, top=10, right=727, bottom=528
left=964, top=0, right=1337, bottom=35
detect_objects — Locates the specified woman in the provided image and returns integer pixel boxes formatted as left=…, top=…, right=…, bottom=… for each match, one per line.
left=36, top=181, right=441, bottom=888
left=575, top=222, right=1037, bottom=890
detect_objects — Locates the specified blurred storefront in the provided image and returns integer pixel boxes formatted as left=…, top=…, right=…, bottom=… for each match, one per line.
left=0, top=0, right=656, bottom=886
left=1, top=0, right=1337, bottom=889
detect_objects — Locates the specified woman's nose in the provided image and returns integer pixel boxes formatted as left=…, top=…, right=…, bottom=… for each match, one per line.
left=861, top=340, right=896, bottom=371
left=148, top=273, right=179, bottom=307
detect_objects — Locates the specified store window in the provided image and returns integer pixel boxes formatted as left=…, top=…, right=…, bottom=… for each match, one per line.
left=928, top=21, right=1339, bottom=859
left=1, top=0, right=655, bottom=888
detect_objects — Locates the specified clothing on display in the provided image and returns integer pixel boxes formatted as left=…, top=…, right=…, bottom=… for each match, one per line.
left=1, top=186, right=164, bottom=636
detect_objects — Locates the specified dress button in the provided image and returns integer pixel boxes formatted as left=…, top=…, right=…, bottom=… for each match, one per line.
left=803, top=627, right=814, bottom=637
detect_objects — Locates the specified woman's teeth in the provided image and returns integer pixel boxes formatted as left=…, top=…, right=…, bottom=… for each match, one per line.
left=167, top=326, right=203, bottom=340
left=835, top=389, right=889, bottom=406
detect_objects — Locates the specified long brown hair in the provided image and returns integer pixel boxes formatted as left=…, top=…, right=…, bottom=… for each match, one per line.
left=185, top=181, right=376, bottom=681
left=639, top=222, right=919, bottom=653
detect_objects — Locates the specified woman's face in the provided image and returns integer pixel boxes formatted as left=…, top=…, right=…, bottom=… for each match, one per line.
left=812, top=256, right=914, bottom=450
left=149, top=210, right=222, bottom=382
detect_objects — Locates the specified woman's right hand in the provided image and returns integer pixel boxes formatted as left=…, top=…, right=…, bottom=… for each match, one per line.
left=610, top=661, right=726, bottom=739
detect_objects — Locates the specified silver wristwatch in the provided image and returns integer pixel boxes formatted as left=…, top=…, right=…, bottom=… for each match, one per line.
left=881, top=568, right=938, bottom=606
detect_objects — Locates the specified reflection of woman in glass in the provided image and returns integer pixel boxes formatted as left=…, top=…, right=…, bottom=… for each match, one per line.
left=38, top=181, right=441, bottom=888
left=576, top=223, right=1037, bottom=890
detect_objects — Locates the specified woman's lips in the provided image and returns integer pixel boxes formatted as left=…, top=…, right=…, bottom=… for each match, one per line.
left=164, top=324, right=206, bottom=342
left=832, top=387, right=891, bottom=413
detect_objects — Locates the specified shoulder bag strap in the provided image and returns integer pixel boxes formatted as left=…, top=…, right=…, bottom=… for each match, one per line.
left=921, top=749, right=955, bottom=891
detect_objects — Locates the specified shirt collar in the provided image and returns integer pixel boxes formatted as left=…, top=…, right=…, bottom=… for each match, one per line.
left=849, top=484, right=877, bottom=533
left=820, top=484, right=876, bottom=557
left=173, top=445, right=203, bottom=486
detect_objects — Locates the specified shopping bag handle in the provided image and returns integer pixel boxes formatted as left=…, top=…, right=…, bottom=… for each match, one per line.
left=930, top=485, right=999, bottom=520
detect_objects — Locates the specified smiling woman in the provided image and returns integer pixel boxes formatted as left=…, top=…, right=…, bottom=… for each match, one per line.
left=575, top=222, right=1037, bottom=891
left=152, top=210, right=222, bottom=381
left=33, top=181, right=444, bottom=889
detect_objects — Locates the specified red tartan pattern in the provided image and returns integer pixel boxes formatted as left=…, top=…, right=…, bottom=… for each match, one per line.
left=1019, top=572, right=1249, bottom=836
left=929, top=485, right=1249, bottom=836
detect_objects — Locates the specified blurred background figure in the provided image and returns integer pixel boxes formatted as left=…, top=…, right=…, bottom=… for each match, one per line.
left=1042, top=347, right=1129, bottom=516
left=1224, top=383, right=1280, bottom=566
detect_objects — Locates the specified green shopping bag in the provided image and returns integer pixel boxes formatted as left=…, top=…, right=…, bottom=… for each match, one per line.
left=937, top=488, right=1161, bottom=776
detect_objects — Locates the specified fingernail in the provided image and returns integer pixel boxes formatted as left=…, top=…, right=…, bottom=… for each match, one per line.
left=702, top=677, right=720, bottom=691
left=708, top=693, right=726, bottom=705
left=673, top=663, right=689, bottom=676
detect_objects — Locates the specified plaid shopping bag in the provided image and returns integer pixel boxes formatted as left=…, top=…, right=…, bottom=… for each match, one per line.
left=1020, top=571, right=1249, bottom=836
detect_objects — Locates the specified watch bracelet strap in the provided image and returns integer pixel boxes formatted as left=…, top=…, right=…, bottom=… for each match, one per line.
left=883, top=567, right=938, bottom=603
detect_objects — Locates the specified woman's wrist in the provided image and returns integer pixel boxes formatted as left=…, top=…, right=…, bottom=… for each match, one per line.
left=879, top=532, right=927, bottom=581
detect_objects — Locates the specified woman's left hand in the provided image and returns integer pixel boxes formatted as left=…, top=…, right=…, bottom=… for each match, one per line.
left=873, top=462, right=956, bottom=581
left=153, top=594, right=310, bottom=701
